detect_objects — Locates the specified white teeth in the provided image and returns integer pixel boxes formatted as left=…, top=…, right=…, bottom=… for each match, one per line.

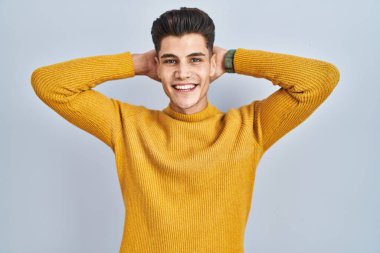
left=174, top=84, right=196, bottom=90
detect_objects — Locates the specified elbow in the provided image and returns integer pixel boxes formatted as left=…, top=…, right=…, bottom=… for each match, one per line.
left=31, top=67, right=45, bottom=88
left=325, top=63, right=340, bottom=87
left=305, top=62, right=341, bottom=103
left=31, top=67, right=50, bottom=101
left=315, top=62, right=341, bottom=97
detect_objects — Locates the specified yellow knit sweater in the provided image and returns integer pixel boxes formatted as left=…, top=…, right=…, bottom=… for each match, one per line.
left=31, top=48, right=340, bottom=253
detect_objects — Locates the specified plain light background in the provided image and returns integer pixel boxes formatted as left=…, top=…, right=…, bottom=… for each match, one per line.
left=1, top=0, right=379, bottom=252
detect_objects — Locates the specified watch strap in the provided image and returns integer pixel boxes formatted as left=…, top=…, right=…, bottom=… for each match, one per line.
left=224, top=49, right=236, bottom=73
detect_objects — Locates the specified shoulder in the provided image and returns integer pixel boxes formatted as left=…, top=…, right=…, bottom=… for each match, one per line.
left=111, top=99, right=155, bottom=119
left=225, top=100, right=259, bottom=121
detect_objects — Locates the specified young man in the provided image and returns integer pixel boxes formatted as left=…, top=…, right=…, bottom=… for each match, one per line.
left=31, top=7, right=340, bottom=253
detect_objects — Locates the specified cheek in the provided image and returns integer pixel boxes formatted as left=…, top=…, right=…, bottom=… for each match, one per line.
left=160, top=73, right=175, bottom=89
left=160, top=72, right=173, bottom=84
left=200, top=68, right=211, bottom=80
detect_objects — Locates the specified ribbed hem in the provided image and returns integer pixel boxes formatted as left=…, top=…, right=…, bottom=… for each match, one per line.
left=234, top=48, right=270, bottom=78
left=116, top=51, right=136, bottom=78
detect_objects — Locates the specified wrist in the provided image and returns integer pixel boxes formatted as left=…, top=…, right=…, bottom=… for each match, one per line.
left=131, top=53, right=148, bottom=75
left=224, top=49, right=236, bottom=73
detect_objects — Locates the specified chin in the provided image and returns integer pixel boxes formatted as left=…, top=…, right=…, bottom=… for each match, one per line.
left=171, top=98, right=199, bottom=109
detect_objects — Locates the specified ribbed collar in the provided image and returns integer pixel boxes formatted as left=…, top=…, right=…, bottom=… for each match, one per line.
left=162, top=101, right=220, bottom=122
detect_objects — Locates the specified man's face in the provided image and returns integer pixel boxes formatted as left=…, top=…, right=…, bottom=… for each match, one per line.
left=154, top=33, right=216, bottom=114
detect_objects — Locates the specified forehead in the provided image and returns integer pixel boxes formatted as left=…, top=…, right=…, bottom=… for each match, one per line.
left=159, top=33, right=209, bottom=57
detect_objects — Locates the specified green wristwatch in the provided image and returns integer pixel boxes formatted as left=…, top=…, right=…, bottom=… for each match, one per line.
left=224, top=49, right=236, bottom=73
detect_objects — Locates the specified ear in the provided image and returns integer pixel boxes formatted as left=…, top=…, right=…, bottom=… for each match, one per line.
left=209, top=53, right=216, bottom=77
left=154, top=55, right=159, bottom=65
left=154, top=55, right=161, bottom=79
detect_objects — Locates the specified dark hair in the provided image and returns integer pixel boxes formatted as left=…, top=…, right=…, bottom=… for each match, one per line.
left=151, top=7, right=215, bottom=56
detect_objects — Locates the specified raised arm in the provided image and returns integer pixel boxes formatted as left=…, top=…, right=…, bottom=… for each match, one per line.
left=234, top=48, right=340, bottom=154
left=30, top=51, right=141, bottom=150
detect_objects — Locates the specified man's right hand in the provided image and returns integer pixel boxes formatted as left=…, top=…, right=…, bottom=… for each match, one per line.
left=132, top=50, right=161, bottom=82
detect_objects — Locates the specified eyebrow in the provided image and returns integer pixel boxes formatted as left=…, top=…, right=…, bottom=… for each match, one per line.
left=160, top=52, right=206, bottom=59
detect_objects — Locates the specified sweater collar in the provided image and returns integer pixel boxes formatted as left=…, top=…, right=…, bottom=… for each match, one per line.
left=162, top=101, right=220, bottom=122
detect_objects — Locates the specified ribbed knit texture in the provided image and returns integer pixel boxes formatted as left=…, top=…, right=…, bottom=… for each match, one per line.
left=31, top=48, right=340, bottom=253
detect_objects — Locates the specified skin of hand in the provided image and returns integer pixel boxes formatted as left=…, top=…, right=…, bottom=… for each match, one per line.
left=132, top=45, right=227, bottom=83
left=132, top=49, right=161, bottom=82
left=210, top=46, right=227, bottom=83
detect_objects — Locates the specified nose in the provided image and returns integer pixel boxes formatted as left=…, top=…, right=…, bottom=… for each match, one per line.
left=175, top=62, right=191, bottom=80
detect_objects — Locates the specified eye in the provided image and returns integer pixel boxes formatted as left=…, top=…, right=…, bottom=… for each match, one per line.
left=191, top=58, right=202, bottom=63
left=163, top=59, right=176, bottom=64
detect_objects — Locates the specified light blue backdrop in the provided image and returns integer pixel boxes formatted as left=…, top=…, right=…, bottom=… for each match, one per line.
left=1, top=0, right=379, bottom=252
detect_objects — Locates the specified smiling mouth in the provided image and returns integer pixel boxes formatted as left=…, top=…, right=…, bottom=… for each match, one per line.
left=172, top=83, right=199, bottom=92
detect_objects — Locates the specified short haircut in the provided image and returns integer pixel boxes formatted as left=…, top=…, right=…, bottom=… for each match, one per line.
left=151, top=7, right=215, bottom=56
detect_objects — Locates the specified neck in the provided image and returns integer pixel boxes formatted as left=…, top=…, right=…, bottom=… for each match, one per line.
left=169, top=98, right=208, bottom=115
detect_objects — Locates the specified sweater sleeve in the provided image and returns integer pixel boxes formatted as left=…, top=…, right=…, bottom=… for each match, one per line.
left=234, top=48, right=340, bottom=154
left=30, top=51, right=139, bottom=150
